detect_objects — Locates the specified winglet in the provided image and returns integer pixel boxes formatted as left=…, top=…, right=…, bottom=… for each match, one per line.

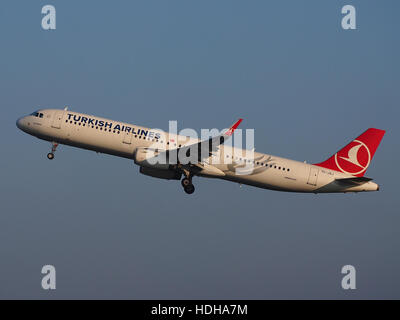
left=225, top=118, right=243, bottom=136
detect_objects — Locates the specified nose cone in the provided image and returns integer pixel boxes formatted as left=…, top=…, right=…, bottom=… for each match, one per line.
left=16, top=116, right=30, bottom=133
left=16, top=117, right=23, bottom=130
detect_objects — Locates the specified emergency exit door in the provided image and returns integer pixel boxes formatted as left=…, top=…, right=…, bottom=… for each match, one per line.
left=123, top=131, right=132, bottom=144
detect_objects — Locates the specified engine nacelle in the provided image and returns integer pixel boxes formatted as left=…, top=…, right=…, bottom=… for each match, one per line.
left=139, top=166, right=181, bottom=180
left=134, top=147, right=170, bottom=170
left=135, top=147, right=181, bottom=180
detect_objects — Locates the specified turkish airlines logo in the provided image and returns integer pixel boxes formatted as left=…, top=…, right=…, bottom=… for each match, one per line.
left=334, top=139, right=371, bottom=175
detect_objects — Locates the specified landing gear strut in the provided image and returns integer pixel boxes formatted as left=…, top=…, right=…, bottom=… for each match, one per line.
left=181, top=170, right=195, bottom=194
left=47, top=142, right=58, bottom=160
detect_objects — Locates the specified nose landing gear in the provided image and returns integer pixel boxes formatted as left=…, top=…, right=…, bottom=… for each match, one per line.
left=47, top=142, right=58, bottom=160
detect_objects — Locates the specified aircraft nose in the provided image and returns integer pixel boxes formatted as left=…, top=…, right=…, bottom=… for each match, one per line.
left=16, top=117, right=23, bottom=129
left=16, top=116, right=29, bottom=132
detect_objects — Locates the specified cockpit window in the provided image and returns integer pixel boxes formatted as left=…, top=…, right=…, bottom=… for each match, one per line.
left=30, top=112, right=44, bottom=118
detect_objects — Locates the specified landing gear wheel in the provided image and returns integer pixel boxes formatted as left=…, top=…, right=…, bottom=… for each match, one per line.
left=47, top=142, right=58, bottom=160
left=181, top=170, right=195, bottom=194
left=181, top=178, right=191, bottom=187
left=184, top=184, right=195, bottom=194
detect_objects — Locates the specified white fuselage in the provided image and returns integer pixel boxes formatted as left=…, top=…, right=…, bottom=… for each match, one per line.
left=16, top=109, right=379, bottom=193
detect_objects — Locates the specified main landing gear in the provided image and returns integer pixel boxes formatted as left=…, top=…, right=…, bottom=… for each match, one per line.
left=47, top=142, right=58, bottom=160
left=181, top=170, right=195, bottom=194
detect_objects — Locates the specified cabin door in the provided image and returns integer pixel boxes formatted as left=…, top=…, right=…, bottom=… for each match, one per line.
left=307, top=167, right=319, bottom=186
left=51, top=110, right=65, bottom=129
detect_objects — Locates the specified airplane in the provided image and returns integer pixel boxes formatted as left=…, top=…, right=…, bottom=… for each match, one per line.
left=16, top=108, right=385, bottom=194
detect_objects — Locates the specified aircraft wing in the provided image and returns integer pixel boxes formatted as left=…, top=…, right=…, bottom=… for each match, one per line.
left=164, top=118, right=243, bottom=164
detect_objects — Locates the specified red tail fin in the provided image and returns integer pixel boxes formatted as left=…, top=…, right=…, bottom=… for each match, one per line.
left=314, top=128, right=385, bottom=177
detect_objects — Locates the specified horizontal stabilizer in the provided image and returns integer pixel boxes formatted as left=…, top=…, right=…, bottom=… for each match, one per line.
left=335, top=176, right=373, bottom=186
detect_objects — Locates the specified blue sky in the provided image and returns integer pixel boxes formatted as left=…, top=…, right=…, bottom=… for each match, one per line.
left=1, top=0, right=399, bottom=298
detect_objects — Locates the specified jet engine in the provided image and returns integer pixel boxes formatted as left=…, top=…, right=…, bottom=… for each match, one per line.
left=134, top=147, right=170, bottom=170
